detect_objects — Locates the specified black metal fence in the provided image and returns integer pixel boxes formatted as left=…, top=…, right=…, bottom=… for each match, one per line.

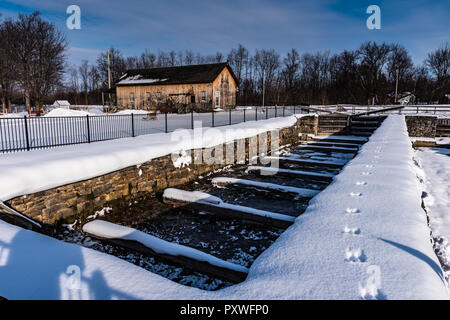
left=0, top=106, right=306, bottom=153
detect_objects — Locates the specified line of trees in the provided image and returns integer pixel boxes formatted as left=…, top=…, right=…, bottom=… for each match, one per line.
left=0, top=12, right=67, bottom=112
left=67, top=41, right=450, bottom=107
left=1, top=12, right=449, bottom=112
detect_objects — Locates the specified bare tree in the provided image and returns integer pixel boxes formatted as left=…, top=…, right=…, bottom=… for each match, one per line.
left=357, top=41, right=390, bottom=104
left=184, top=50, right=194, bottom=65
left=79, top=60, right=89, bottom=105
left=2, top=12, right=66, bottom=111
left=96, top=47, right=126, bottom=87
left=426, top=42, right=450, bottom=82
left=0, top=16, right=15, bottom=112
left=282, top=49, right=300, bottom=103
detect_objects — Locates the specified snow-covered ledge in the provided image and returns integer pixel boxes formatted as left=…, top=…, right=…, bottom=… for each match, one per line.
left=0, top=115, right=448, bottom=300
left=224, top=114, right=449, bottom=299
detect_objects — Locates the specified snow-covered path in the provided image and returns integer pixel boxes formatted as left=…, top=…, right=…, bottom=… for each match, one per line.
left=415, top=147, right=450, bottom=280
left=0, top=115, right=448, bottom=299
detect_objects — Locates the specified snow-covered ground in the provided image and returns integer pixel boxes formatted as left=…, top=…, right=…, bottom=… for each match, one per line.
left=0, top=114, right=448, bottom=299
left=0, top=115, right=300, bottom=201
left=0, top=107, right=299, bottom=152
left=414, top=147, right=450, bottom=280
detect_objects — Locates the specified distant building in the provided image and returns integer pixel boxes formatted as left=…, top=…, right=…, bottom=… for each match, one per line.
left=52, top=100, right=71, bottom=109
left=396, top=92, right=415, bottom=105
left=115, top=63, right=238, bottom=112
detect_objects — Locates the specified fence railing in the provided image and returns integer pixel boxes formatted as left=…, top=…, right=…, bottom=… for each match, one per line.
left=0, top=106, right=306, bottom=153
left=310, top=104, right=450, bottom=115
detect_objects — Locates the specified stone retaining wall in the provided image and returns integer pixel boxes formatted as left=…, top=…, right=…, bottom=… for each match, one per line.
left=405, top=115, right=437, bottom=138
left=7, top=120, right=302, bottom=224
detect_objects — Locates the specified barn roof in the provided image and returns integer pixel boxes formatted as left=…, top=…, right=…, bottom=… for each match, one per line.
left=116, top=63, right=238, bottom=86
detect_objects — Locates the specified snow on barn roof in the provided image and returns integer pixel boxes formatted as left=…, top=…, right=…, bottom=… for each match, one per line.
left=116, top=63, right=238, bottom=86
left=52, top=100, right=70, bottom=107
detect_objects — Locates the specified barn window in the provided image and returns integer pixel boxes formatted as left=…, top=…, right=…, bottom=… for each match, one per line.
left=130, top=92, right=135, bottom=108
left=201, top=91, right=206, bottom=102
left=215, top=91, right=220, bottom=106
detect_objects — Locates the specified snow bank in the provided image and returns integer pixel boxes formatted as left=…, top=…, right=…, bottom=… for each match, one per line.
left=0, top=219, right=200, bottom=300
left=0, top=112, right=29, bottom=118
left=225, top=115, right=448, bottom=299
left=82, top=220, right=248, bottom=274
left=415, top=147, right=450, bottom=280
left=45, top=108, right=96, bottom=117
left=114, top=109, right=151, bottom=115
left=0, top=115, right=301, bottom=201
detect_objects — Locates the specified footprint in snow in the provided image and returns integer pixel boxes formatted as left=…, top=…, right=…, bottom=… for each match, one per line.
left=346, top=208, right=360, bottom=214
left=343, top=226, right=361, bottom=236
left=365, top=164, right=374, bottom=168
left=350, top=192, right=362, bottom=197
left=356, top=181, right=367, bottom=186
left=361, top=172, right=372, bottom=176
left=345, top=248, right=367, bottom=263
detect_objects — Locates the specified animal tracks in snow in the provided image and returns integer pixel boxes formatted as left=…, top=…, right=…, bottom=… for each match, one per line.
left=343, top=226, right=361, bottom=236
left=350, top=192, right=362, bottom=197
left=345, top=248, right=367, bottom=263
left=356, top=181, right=367, bottom=186
left=345, top=208, right=360, bottom=214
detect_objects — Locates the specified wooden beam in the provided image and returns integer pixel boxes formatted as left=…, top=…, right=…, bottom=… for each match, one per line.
left=296, top=144, right=358, bottom=154
left=212, top=177, right=320, bottom=199
left=0, top=201, right=41, bottom=230
left=163, top=190, right=295, bottom=229
left=264, top=156, right=345, bottom=168
left=84, top=233, right=248, bottom=283
left=246, top=166, right=334, bottom=182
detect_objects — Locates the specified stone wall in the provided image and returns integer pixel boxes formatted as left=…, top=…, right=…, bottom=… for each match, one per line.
left=7, top=120, right=302, bottom=224
left=296, top=115, right=318, bottom=137
left=405, top=115, right=437, bottom=138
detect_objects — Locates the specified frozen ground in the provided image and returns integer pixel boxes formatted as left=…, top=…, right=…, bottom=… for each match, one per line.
left=414, top=147, right=450, bottom=280
left=0, top=115, right=448, bottom=299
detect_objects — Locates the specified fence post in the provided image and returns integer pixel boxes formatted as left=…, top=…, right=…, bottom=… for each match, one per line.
left=229, top=109, right=232, bottom=125
left=24, top=116, right=30, bottom=151
left=86, top=115, right=91, bottom=143
left=243, top=108, right=246, bottom=122
left=255, top=107, right=258, bottom=121
left=131, top=113, right=135, bottom=137
left=191, top=111, right=194, bottom=130
left=212, top=110, right=215, bottom=127
left=266, top=106, right=268, bottom=119
left=275, top=106, right=278, bottom=117
left=283, top=106, right=285, bottom=117
left=165, top=112, right=168, bottom=133
left=294, top=106, right=296, bottom=114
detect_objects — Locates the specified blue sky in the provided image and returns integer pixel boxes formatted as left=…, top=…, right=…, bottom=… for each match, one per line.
left=0, top=0, right=448, bottom=66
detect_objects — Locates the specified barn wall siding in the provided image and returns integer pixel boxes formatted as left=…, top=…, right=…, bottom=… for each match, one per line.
left=116, top=67, right=237, bottom=112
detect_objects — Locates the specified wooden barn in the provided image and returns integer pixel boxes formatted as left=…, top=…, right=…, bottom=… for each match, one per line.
left=115, top=63, right=238, bottom=112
